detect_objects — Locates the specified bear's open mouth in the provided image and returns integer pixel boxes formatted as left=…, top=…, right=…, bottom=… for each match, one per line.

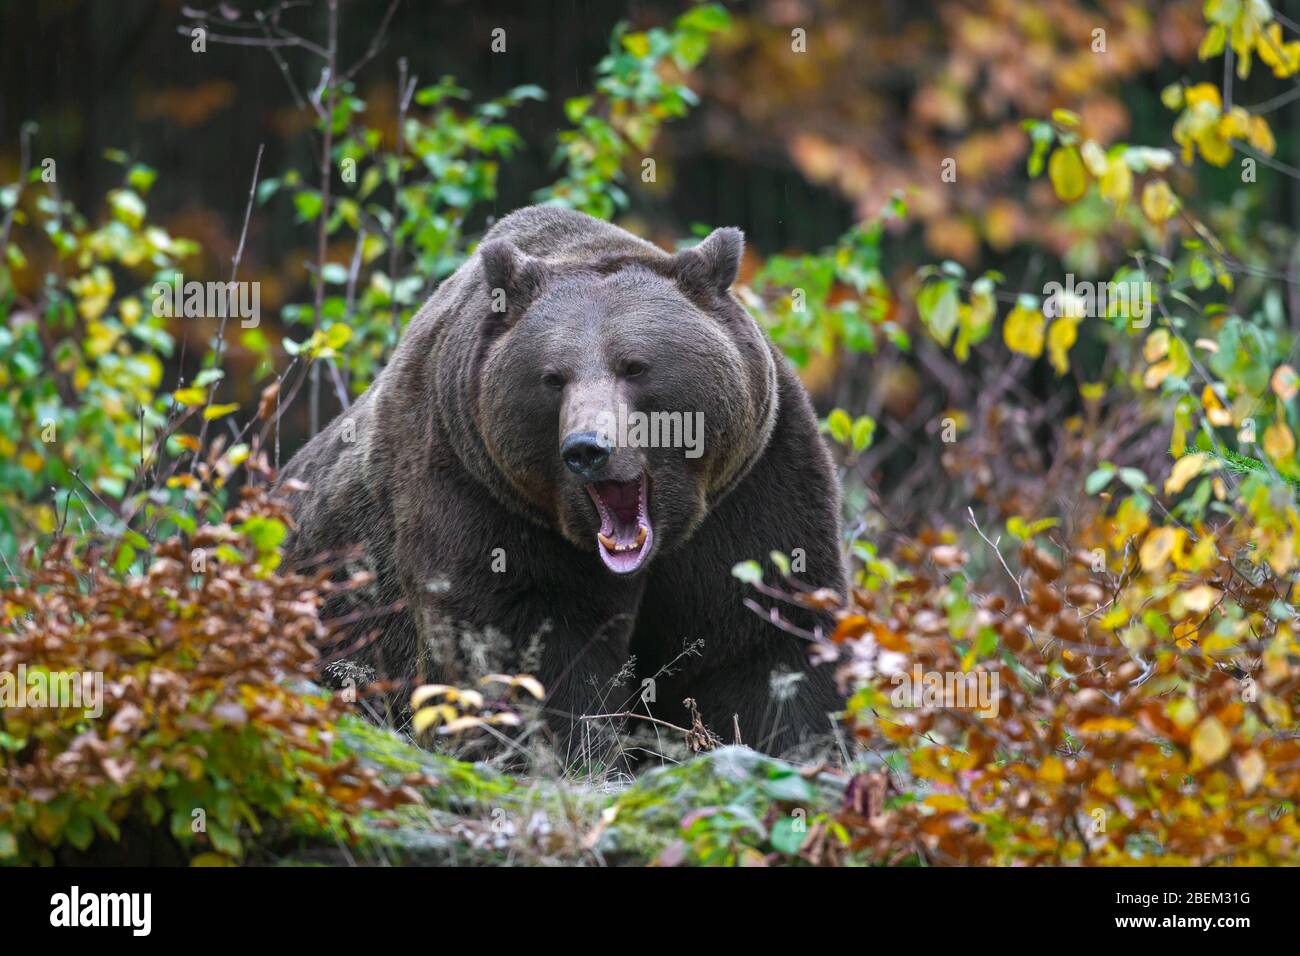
left=586, top=473, right=653, bottom=574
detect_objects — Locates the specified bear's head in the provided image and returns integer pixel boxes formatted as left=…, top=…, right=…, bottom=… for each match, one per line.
left=463, top=228, right=778, bottom=575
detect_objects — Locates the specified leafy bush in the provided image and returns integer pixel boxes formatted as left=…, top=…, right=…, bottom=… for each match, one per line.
left=0, top=480, right=427, bottom=865
left=824, top=506, right=1300, bottom=865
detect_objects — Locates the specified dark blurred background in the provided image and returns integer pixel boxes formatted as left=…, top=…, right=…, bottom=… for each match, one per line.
left=6, top=0, right=1290, bottom=517
left=0, top=0, right=854, bottom=264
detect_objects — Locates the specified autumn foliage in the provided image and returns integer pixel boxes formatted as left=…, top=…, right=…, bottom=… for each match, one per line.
left=820, top=511, right=1300, bottom=865
left=5, top=0, right=1300, bottom=867
left=0, top=482, right=425, bottom=865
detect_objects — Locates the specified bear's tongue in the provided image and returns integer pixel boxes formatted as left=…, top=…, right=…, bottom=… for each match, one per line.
left=587, top=475, right=653, bottom=574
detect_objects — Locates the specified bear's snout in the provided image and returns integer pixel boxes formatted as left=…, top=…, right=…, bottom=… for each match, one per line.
left=561, top=430, right=611, bottom=480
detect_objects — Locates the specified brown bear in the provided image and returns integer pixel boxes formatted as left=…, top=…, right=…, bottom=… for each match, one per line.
left=281, top=205, right=845, bottom=756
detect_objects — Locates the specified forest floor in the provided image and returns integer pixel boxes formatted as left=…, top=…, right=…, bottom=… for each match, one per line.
left=282, top=713, right=853, bottom=866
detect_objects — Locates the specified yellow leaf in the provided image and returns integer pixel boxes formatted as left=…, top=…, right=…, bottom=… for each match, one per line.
left=1272, top=364, right=1298, bottom=400
left=1099, top=157, right=1132, bottom=206
left=1110, top=496, right=1150, bottom=547
left=1263, top=422, right=1296, bottom=460
left=1046, top=315, right=1078, bottom=375
left=514, top=675, right=545, bottom=700
left=481, top=673, right=546, bottom=700
left=1180, top=584, right=1220, bottom=615
left=1184, top=83, right=1222, bottom=110
left=174, top=387, right=207, bottom=407
left=1165, top=453, right=1215, bottom=495
left=923, top=794, right=967, bottom=812
left=1003, top=304, right=1045, bottom=358
left=412, top=703, right=456, bottom=734
left=324, top=323, right=352, bottom=350
left=622, top=31, right=651, bottom=57
left=1248, top=115, right=1276, bottom=154
left=1139, top=526, right=1177, bottom=571
left=1258, top=24, right=1300, bottom=78
left=1201, top=385, right=1232, bottom=426
left=1181, top=533, right=1219, bottom=573
left=1076, top=717, right=1135, bottom=735
left=1141, top=179, right=1176, bottom=224
left=203, top=403, right=240, bottom=421
left=137, top=353, right=163, bottom=389
left=120, top=298, right=142, bottom=327
left=1191, top=716, right=1231, bottom=767
left=1080, top=140, right=1109, bottom=178
left=440, top=715, right=487, bottom=735
left=1168, top=696, right=1198, bottom=730
left=1037, top=755, right=1066, bottom=784
left=410, top=684, right=455, bottom=710
left=455, top=689, right=485, bottom=710
left=1048, top=146, right=1088, bottom=202
left=1236, top=750, right=1265, bottom=795
left=1199, top=124, right=1233, bottom=166
left=1143, top=329, right=1170, bottom=362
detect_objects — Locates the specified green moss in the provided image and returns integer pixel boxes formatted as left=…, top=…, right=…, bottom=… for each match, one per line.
left=299, top=722, right=852, bottom=865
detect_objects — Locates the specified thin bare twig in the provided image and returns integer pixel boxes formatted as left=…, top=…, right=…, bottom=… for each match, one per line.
left=190, top=143, right=265, bottom=475
left=967, top=506, right=1026, bottom=603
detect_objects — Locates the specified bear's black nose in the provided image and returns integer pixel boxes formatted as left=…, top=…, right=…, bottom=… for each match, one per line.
left=561, top=431, right=611, bottom=478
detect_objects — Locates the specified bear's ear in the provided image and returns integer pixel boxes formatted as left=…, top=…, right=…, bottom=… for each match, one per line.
left=479, top=239, right=547, bottom=323
left=670, top=226, right=744, bottom=299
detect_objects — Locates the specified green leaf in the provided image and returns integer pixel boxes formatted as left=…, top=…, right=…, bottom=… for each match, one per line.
left=916, top=279, right=959, bottom=346
left=107, top=189, right=146, bottom=228
left=851, top=416, right=876, bottom=453
left=65, top=813, right=94, bottom=851
left=677, top=3, right=731, bottom=33
left=564, top=96, right=593, bottom=123
left=1118, top=467, right=1148, bottom=491
left=320, top=262, right=349, bottom=285
left=827, top=408, right=852, bottom=444
left=769, top=816, right=807, bottom=855
left=238, top=516, right=286, bottom=554
left=759, top=771, right=815, bottom=802
left=324, top=323, right=352, bottom=349
left=127, top=163, right=158, bottom=194
left=1085, top=467, right=1114, bottom=495
left=294, top=190, right=323, bottom=222
left=731, top=560, right=763, bottom=585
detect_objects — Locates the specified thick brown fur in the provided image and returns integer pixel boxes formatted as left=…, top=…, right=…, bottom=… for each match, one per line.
left=281, top=206, right=845, bottom=756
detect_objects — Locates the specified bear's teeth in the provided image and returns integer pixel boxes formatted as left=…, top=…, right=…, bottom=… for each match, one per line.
left=599, top=526, right=648, bottom=553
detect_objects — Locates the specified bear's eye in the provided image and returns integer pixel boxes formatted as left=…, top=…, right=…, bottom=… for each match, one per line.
left=623, top=361, right=649, bottom=379
left=541, top=371, right=567, bottom=391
